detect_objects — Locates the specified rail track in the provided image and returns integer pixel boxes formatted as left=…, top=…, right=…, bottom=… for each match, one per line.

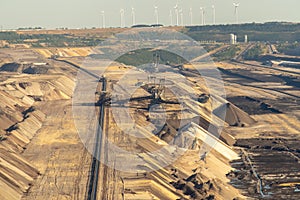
left=51, top=58, right=106, bottom=200
left=87, top=78, right=106, bottom=200
left=52, top=58, right=100, bottom=79
left=234, top=43, right=254, bottom=61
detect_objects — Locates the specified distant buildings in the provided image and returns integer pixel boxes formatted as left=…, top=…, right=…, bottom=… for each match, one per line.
left=230, top=34, right=237, bottom=44
left=230, top=34, right=248, bottom=44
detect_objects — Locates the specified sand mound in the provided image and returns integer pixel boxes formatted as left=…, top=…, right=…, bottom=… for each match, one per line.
left=173, top=122, right=239, bottom=160
left=213, top=102, right=256, bottom=127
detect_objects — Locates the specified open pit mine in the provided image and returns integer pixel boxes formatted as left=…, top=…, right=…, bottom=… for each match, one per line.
left=0, top=28, right=300, bottom=200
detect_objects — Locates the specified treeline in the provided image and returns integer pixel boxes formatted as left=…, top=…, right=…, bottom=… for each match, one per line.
left=0, top=32, right=103, bottom=47
left=17, top=27, right=43, bottom=30
left=187, top=22, right=300, bottom=33
left=186, top=22, right=300, bottom=43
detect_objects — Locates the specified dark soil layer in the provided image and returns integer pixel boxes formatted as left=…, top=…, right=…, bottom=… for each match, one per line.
left=227, top=96, right=281, bottom=115
left=219, top=67, right=300, bottom=91
left=228, top=138, right=300, bottom=199
left=0, top=62, right=51, bottom=74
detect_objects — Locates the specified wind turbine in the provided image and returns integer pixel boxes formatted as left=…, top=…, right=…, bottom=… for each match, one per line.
left=131, top=7, right=136, bottom=25
left=179, top=9, right=183, bottom=26
left=174, top=4, right=179, bottom=26
left=120, top=9, right=125, bottom=27
left=101, top=11, right=105, bottom=28
left=212, top=5, right=216, bottom=25
left=233, top=3, right=239, bottom=24
left=169, top=9, right=173, bottom=26
left=189, top=8, right=193, bottom=25
left=154, top=6, right=159, bottom=24
left=200, top=7, right=205, bottom=25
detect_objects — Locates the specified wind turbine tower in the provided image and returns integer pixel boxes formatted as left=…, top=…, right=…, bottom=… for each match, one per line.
left=120, top=9, right=125, bottom=27
left=212, top=5, right=216, bottom=25
left=200, top=7, right=205, bottom=25
left=233, top=3, right=240, bottom=24
left=131, top=7, right=136, bottom=25
left=101, top=11, right=105, bottom=28
left=179, top=9, right=183, bottom=26
left=154, top=6, right=159, bottom=24
left=174, top=4, right=179, bottom=26
left=189, top=8, right=193, bottom=25
left=169, top=10, right=173, bottom=26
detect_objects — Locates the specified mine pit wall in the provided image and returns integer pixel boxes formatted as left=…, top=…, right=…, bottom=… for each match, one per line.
left=0, top=73, right=75, bottom=200
left=4, top=110, right=45, bottom=152
left=0, top=106, right=45, bottom=200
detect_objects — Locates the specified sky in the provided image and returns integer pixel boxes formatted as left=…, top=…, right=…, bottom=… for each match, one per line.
left=0, top=0, right=299, bottom=29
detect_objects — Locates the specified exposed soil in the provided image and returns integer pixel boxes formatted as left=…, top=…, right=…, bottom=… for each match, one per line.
left=213, top=102, right=256, bottom=126
left=227, top=96, right=282, bottom=115
left=0, top=62, right=52, bottom=74
left=228, top=138, right=300, bottom=199
left=1, top=42, right=299, bottom=200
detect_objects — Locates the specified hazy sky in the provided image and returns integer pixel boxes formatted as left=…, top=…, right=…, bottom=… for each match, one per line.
left=0, top=0, right=299, bottom=29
